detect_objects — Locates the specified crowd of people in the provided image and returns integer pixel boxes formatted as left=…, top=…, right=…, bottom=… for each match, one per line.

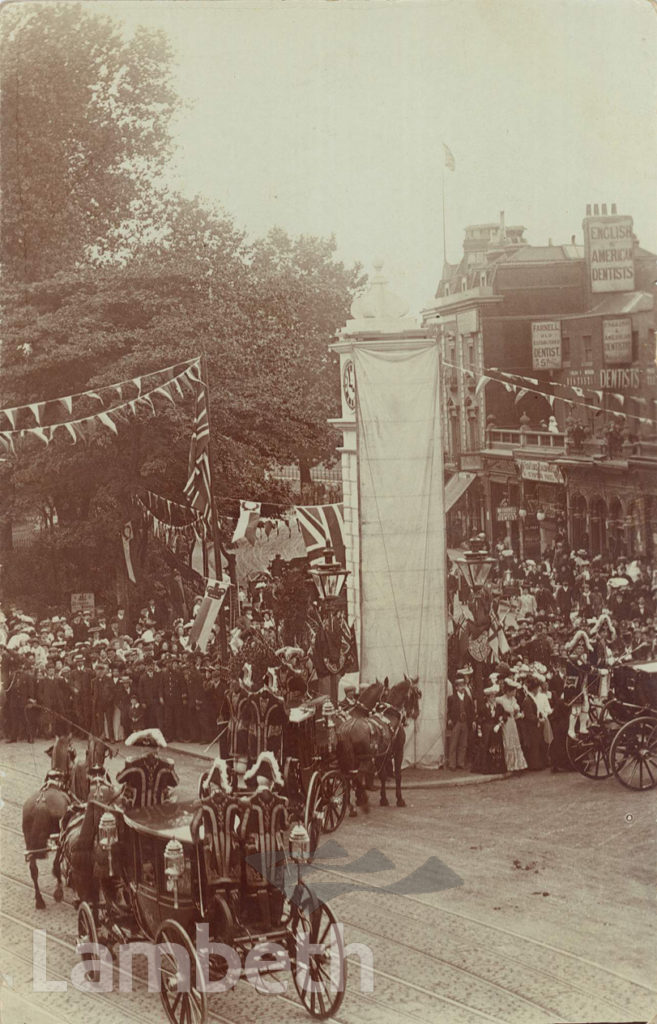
left=446, top=535, right=656, bottom=775
left=1, top=532, right=655, bottom=777
left=0, top=599, right=246, bottom=746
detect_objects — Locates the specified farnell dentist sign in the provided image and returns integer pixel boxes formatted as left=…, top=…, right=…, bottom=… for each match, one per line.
left=586, top=215, right=635, bottom=293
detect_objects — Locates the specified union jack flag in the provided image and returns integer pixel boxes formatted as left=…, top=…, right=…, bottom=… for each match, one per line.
left=295, top=503, right=345, bottom=566
left=184, top=381, right=216, bottom=576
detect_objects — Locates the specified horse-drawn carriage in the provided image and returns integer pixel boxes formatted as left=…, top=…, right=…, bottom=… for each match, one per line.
left=69, top=748, right=346, bottom=1022
left=566, top=659, right=657, bottom=790
left=204, top=681, right=350, bottom=851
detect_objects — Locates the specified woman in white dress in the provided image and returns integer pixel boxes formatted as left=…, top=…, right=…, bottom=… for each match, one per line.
left=496, top=679, right=528, bottom=772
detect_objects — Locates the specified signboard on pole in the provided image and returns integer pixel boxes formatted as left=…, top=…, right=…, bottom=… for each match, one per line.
left=496, top=506, right=518, bottom=522
left=531, top=321, right=562, bottom=369
left=188, top=579, right=230, bottom=652
left=71, top=592, right=95, bottom=615
left=603, top=318, right=632, bottom=364
left=586, top=216, right=634, bottom=293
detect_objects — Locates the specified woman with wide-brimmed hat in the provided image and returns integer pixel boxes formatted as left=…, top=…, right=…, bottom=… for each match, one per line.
left=495, top=675, right=528, bottom=773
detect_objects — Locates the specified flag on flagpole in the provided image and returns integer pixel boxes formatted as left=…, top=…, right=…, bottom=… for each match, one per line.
left=183, top=381, right=216, bottom=577
left=232, top=500, right=262, bottom=544
left=443, top=143, right=455, bottom=171
left=122, top=522, right=137, bottom=584
left=295, top=503, right=345, bottom=565
left=188, top=579, right=230, bottom=652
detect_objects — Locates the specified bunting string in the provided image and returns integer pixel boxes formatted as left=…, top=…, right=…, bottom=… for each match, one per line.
left=0, top=357, right=197, bottom=429
left=443, top=362, right=656, bottom=426
left=0, top=361, right=201, bottom=452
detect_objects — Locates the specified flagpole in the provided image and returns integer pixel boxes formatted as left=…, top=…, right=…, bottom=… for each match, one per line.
left=200, top=354, right=228, bottom=658
left=442, top=161, right=447, bottom=265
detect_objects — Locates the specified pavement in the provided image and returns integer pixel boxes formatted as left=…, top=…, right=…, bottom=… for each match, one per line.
left=165, top=739, right=510, bottom=788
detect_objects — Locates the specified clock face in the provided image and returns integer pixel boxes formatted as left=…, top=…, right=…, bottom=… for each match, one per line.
left=342, top=359, right=356, bottom=411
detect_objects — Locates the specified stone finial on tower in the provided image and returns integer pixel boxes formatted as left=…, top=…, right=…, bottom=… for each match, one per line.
left=343, top=261, right=417, bottom=335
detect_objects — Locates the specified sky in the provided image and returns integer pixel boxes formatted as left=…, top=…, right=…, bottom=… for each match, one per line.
left=102, top=0, right=656, bottom=316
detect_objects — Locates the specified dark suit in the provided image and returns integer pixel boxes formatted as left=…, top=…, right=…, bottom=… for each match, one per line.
left=446, top=689, right=474, bottom=769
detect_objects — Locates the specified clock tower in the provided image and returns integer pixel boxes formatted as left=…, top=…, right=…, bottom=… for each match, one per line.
left=330, top=263, right=448, bottom=765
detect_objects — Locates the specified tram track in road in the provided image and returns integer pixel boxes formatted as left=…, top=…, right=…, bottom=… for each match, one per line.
left=313, top=860, right=657, bottom=999
left=0, top=863, right=525, bottom=1024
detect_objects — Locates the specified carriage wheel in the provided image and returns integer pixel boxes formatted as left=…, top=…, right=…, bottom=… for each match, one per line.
left=610, top=717, right=657, bottom=791
left=303, top=771, right=322, bottom=858
left=566, top=727, right=613, bottom=779
left=156, top=919, right=208, bottom=1024
left=316, top=771, right=348, bottom=834
left=289, top=883, right=346, bottom=1019
left=76, top=901, right=101, bottom=984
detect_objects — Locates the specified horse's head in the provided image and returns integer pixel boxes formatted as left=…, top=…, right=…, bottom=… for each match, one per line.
left=403, top=675, right=422, bottom=721
left=46, top=734, right=75, bottom=778
left=386, top=676, right=422, bottom=720
left=86, top=736, right=113, bottom=771
left=360, top=678, right=388, bottom=711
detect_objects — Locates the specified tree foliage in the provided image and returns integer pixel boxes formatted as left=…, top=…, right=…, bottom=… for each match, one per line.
left=1, top=3, right=179, bottom=282
left=0, top=6, right=365, bottom=610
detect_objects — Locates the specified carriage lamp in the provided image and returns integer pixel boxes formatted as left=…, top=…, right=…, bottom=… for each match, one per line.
left=309, top=546, right=349, bottom=602
left=288, top=823, right=311, bottom=864
left=164, top=838, right=185, bottom=908
left=452, top=540, right=496, bottom=593
left=98, top=812, right=118, bottom=875
left=323, top=701, right=337, bottom=751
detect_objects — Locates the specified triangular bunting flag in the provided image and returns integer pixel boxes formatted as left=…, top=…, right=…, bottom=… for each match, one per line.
left=64, top=422, right=78, bottom=443
left=475, top=375, right=490, bottom=397
left=3, top=408, right=17, bottom=428
left=27, top=402, right=45, bottom=425
left=572, top=387, right=584, bottom=398
left=98, top=411, right=119, bottom=434
left=156, top=383, right=176, bottom=405
left=514, top=388, right=529, bottom=404
left=59, top=396, right=73, bottom=415
left=88, top=392, right=102, bottom=404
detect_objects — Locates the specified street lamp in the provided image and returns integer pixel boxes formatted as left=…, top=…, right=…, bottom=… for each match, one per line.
left=309, top=546, right=349, bottom=602
left=452, top=536, right=496, bottom=593
left=536, top=509, right=546, bottom=522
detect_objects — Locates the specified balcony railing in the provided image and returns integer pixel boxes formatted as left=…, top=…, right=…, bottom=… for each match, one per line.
left=485, top=428, right=565, bottom=450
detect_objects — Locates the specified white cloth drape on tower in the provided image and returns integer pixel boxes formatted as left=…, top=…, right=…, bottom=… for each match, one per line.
left=353, top=343, right=447, bottom=765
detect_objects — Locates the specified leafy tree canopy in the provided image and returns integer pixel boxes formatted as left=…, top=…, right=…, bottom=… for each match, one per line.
left=1, top=3, right=179, bottom=282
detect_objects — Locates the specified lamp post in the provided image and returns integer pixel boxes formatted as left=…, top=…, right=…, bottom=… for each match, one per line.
left=518, top=507, right=527, bottom=561
left=308, top=546, right=349, bottom=603
left=452, top=535, right=496, bottom=595
left=308, top=546, right=350, bottom=704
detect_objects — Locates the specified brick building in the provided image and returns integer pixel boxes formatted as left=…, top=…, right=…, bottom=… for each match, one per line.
left=421, top=207, right=657, bottom=560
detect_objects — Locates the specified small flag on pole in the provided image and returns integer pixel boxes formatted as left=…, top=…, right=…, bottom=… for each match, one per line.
left=184, top=377, right=216, bottom=577
left=188, top=579, right=230, bottom=652
left=443, top=143, right=455, bottom=171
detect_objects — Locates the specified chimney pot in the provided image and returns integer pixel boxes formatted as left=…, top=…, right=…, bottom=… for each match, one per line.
left=571, top=235, right=576, bottom=245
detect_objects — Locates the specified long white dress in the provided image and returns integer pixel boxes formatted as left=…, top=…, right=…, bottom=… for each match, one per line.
left=496, top=694, right=528, bottom=772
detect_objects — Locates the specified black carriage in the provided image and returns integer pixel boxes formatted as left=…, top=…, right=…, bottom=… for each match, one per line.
left=206, top=686, right=349, bottom=848
left=74, top=751, right=347, bottom=1023
left=566, top=660, right=657, bottom=790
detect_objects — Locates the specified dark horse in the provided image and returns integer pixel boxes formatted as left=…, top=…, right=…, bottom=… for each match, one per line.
left=53, top=736, right=116, bottom=902
left=22, top=735, right=76, bottom=909
left=336, top=675, right=421, bottom=809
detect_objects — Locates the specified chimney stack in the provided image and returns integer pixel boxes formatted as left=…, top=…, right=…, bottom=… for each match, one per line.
left=594, top=204, right=600, bottom=215
left=602, top=203, right=608, bottom=215
left=571, top=235, right=576, bottom=245
left=586, top=204, right=592, bottom=216
left=611, top=203, right=617, bottom=214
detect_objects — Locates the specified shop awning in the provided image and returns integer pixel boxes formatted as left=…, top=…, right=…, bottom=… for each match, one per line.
left=445, top=472, right=476, bottom=512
